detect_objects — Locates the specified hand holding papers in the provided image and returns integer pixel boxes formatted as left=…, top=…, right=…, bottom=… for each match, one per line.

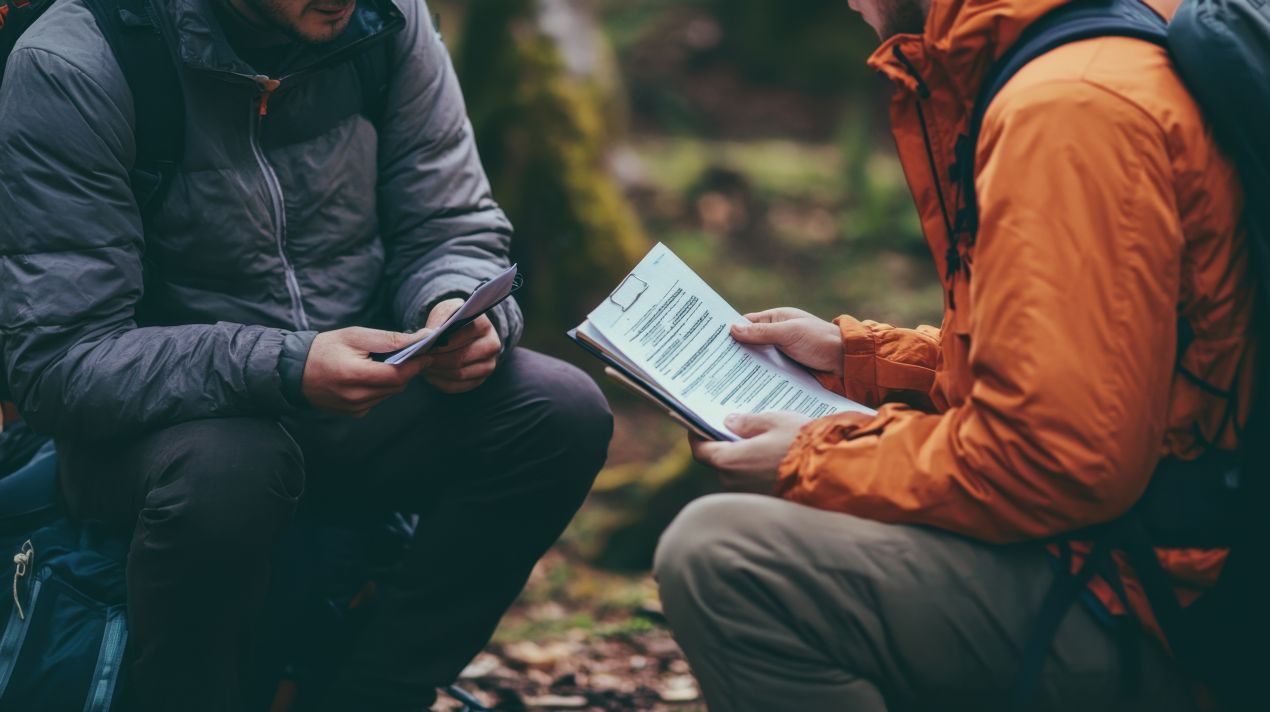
left=385, top=265, right=521, bottom=365
left=569, top=244, right=874, bottom=441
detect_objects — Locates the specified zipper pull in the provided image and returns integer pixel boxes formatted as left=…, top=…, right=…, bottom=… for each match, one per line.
left=255, top=77, right=282, bottom=118
left=12, top=540, right=33, bottom=621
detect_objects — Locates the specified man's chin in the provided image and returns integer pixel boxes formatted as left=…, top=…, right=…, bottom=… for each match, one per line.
left=292, top=18, right=353, bottom=44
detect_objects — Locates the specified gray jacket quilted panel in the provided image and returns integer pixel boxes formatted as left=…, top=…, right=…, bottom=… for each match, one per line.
left=0, top=0, right=521, bottom=438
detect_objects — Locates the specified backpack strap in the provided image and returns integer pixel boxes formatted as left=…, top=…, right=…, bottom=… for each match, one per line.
left=81, top=0, right=184, bottom=217
left=953, top=0, right=1168, bottom=239
left=0, top=0, right=61, bottom=78
left=352, top=34, right=393, bottom=127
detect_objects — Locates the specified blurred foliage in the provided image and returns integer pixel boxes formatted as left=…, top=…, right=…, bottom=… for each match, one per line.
left=707, top=0, right=881, bottom=92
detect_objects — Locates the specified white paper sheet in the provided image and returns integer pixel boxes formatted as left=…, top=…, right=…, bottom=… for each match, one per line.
left=586, top=243, right=874, bottom=439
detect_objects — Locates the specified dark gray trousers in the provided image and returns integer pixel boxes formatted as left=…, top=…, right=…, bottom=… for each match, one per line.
left=58, top=348, right=612, bottom=711
left=655, top=493, right=1198, bottom=712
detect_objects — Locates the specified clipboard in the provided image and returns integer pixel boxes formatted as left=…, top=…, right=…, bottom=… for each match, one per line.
left=567, top=328, right=729, bottom=441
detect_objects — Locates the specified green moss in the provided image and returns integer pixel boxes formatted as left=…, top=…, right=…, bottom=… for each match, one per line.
left=595, top=616, right=656, bottom=639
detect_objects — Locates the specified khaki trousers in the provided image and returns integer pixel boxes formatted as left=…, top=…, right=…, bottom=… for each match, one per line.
left=654, top=494, right=1197, bottom=712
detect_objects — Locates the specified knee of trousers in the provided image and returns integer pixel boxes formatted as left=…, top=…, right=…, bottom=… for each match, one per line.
left=137, top=418, right=305, bottom=555
left=654, top=493, right=785, bottom=615
left=515, top=352, right=614, bottom=481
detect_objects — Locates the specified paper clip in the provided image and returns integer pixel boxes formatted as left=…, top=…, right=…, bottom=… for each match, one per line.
left=608, top=274, right=648, bottom=312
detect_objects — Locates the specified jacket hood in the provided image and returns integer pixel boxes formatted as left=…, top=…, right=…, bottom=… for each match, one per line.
left=163, top=0, right=405, bottom=77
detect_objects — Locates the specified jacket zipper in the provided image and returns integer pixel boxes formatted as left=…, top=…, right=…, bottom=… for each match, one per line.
left=249, top=78, right=310, bottom=331
left=84, top=609, right=128, bottom=712
left=199, top=15, right=406, bottom=331
left=892, top=45, right=964, bottom=308
left=0, top=566, right=43, bottom=697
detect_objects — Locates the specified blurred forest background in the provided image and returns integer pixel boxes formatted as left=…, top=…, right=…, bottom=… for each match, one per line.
left=428, top=1, right=941, bottom=709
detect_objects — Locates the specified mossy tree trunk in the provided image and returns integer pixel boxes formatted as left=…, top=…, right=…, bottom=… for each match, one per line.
left=441, top=0, right=649, bottom=353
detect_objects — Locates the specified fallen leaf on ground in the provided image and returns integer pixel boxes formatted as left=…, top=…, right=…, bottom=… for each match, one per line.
left=524, top=693, right=588, bottom=708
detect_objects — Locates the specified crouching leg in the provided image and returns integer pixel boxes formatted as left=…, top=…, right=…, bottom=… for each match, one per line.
left=655, top=493, right=1195, bottom=712
left=60, top=418, right=304, bottom=711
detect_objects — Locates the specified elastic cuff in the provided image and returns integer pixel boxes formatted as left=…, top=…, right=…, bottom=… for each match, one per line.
left=834, top=314, right=881, bottom=407
left=775, top=411, right=874, bottom=498
left=277, top=330, right=318, bottom=408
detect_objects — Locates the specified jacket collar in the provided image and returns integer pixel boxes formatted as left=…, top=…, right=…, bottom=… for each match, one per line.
left=867, top=0, right=1179, bottom=104
left=161, top=0, right=405, bottom=79
left=867, top=0, right=1069, bottom=106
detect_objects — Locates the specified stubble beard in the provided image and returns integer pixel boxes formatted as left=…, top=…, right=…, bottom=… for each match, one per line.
left=879, top=0, right=928, bottom=38
left=240, top=0, right=351, bottom=44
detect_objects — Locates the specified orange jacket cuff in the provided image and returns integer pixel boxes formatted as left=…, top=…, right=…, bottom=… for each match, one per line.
left=776, top=410, right=875, bottom=499
left=833, top=315, right=940, bottom=409
left=835, top=314, right=881, bottom=406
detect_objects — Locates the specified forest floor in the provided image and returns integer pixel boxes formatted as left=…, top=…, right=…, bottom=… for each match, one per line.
left=433, top=547, right=702, bottom=712
left=432, top=406, right=703, bottom=712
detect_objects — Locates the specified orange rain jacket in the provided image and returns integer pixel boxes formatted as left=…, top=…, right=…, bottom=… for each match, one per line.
left=777, top=0, right=1256, bottom=634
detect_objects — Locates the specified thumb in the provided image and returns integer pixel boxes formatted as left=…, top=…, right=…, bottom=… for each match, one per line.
left=341, top=327, right=422, bottom=354
left=426, top=298, right=464, bottom=329
left=730, top=321, right=790, bottom=346
left=724, top=412, right=779, bottom=438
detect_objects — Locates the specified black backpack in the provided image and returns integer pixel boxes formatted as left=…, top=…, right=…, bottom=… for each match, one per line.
left=948, top=1, right=1269, bottom=709
left=1, top=0, right=184, bottom=221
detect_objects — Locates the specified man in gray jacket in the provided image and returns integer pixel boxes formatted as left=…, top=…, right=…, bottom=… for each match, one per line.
left=0, top=0, right=612, bottom=709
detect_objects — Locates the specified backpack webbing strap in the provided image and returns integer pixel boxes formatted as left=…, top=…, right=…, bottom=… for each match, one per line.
left=954, top=0, right=1168, bottom=241
left=352, top=31, right=394, bottom=128
left=82, top=0, right=184, bottom=216
left=1006, top=536, right=1114, bottom=711
left=0, top=0, right=59, bottom=104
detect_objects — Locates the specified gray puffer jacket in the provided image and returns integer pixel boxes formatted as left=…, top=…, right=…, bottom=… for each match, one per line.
left=0, top=0, right=521, bottom=439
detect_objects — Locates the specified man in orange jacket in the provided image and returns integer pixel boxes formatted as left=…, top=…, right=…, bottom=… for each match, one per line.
left=654, top=0, right=1255, bottom=710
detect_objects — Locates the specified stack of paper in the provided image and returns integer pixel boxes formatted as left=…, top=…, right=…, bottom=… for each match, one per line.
left=569, top=243, right=874, bottom=441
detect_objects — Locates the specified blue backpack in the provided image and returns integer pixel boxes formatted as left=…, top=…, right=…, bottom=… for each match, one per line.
left=0, top=426, right=432, bottom=711
left=0, top=433, right=129, bottom=711
left=947, top=1, right=1270, bottom=710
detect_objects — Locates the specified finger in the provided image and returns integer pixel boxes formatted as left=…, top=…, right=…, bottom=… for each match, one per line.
left=690, top=437, right=726, bottom=466
left=430, top=315, right=495, bottom=355
left=427, top=334, right=502, bottom=370
left=425, top=298, right=465, bottom=330
left=341, top=359, right=421, bottom=389
left=729, top=320, right=794, bottom=346
left=743, top=307, right=811, bottom=324
left=391, top=354, right=431, bottom=382
left=724, top=412, right=780, bottom=438
left=341, top=327, right=424, bottom=355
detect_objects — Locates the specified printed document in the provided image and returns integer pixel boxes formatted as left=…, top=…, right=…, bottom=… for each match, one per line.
left=572, top=243, right=874, bottom=440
